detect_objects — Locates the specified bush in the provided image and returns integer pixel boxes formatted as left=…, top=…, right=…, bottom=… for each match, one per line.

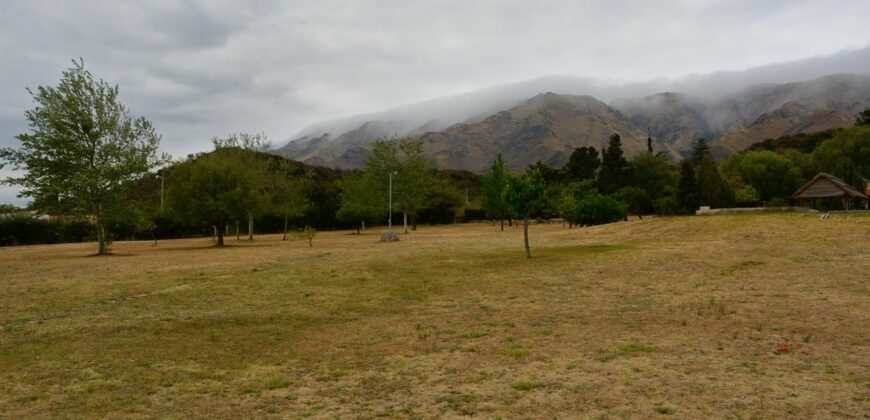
left=0, top=215, right=93, bottom=246
left=573, top=194, right=628, bottom=226
left=653, top=195, right=681, bottom=215
left=770, top=197, right=790, bottom=207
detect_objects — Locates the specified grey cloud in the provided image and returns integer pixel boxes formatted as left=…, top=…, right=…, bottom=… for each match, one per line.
left=2, top=0, right=870, bottom=205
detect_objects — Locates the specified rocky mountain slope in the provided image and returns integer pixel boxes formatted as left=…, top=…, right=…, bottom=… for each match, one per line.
left=276, top=73, right=870, bottom=171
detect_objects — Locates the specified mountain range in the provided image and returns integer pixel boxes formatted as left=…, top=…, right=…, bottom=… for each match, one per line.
left=276, top=48, right=870, bottom=172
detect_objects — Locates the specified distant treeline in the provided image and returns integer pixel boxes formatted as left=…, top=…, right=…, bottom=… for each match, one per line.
left=3, top=116, right=868, bottom=247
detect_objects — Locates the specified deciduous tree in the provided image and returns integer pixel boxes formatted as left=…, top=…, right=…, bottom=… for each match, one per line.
left=481, top=154, right=510, bottom=230
left=166, top=153, right=257, bottom=247
left=504, top=168, right=544, bottom=258
left=0, top=59, right=163, bottom=255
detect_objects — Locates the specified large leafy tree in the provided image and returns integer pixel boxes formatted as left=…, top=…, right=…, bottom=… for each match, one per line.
left=811, top=127, right=870, bottom=191
left=480, top=154, right=510, bottom=230
left=211, top=133, right=271, bottom=240
left=364, top=136, right=434, bottom=233
left=563, top=146, right=600, bottom=182
left=166, top=153, right=257, bottom=247
left=336, top=172, right=382, bottom=234
left=597, top=133, right=630, bottom=194
left=719, top=150, right=803, bottom=202
left=267, top=160, right=311, bottom=240
left=628, top=152, right=678, bottom=212
left=0, top=59, right=163, bottom=255
left=503, top=168, right=544, bottom=258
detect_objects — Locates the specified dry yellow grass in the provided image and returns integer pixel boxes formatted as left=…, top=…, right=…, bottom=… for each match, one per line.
left=1, top=213, right=868, bottom=418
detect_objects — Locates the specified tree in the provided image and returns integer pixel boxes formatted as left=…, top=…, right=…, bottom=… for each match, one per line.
left=628, top=152, right=677, bottom=213
left=559, top=180, right=599, bottom=227
left=720, top=150, right=804, bottom=202
left=211, top=133, right=271, bottom=240
left=613, top=186, right=650, bottom=218
left=676, top=160, right=698, bottom=214
left=855, top=109, right=870, bottom=126
left=364, top=137, right=434, bottom=233
left=336, top=172, right=382, bottom=234
left=690, top=138, right=713, bottom=165
left=573, top=194, right=627, bottom=226
left=0, top=59, right=163, bottom=255
left=418, top=181, right=464, bottom=224
left=481, top=154, right=510, bottom=230
left=811, top=127, right=870, bottom=191
left=563, top=146, right=600, bottom=182
left=503, top=168, right=544, bottom=258
left=597, top=134, right=630, bottom=194
left=527, top=160, right=563, bottom=185
left=695, top=157, right=734, bottom=208
left=166, top=153, right=257, bottom=246
left=267, top=160, right=310, bottom=240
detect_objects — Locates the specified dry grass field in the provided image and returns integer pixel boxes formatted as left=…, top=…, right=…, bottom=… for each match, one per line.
left=1, top=213, right=868, bottom=418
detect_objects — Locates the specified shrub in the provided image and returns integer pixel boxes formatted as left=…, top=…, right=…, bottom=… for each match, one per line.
left=573, top=194, right=628, bottom=226
left=653, top=195, right=681, bottom=215
left=293, top=226, right=316, bottom=247
left=0, top=214, right=93, bottom=246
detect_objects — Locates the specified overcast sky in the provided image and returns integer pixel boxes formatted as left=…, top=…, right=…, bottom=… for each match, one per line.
left=2, top=0, right=870, bottom=204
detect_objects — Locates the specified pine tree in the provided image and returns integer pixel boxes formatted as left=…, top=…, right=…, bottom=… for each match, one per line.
left=690, top=138, right=713, bottom=165
left=597, top=133, right=630, bottom=194
left=676, top=160, right=699, bottom=214
left=695, top=157, right=734, bottom=208
left=563, top=146, right=600, bottom=182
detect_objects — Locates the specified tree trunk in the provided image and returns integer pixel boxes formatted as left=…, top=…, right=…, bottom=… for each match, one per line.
left=523, top=217, right=531, bottom=258
left=216, top=222, right=225, bottom=246
left=361, top=220, right=365, bottom=232
left=96, top=221, right=107, bottom=255
left=282, top=215, right=289, bottom=240
left=500, top=219, right=504, bottom=231
left=236, top=221, right=240, bottom=240
left=411, top=215, right=417, bottom=231
left=403, top=212, right=408, bottom=234
left=248, top=213, right=254, bottom=240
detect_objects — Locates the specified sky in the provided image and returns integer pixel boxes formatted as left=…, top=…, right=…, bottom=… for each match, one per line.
left=2, top=0, right=870, bottom=205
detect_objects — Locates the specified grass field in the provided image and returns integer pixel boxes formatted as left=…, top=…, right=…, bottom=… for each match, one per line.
left=1, top=214, right=869, bottom=418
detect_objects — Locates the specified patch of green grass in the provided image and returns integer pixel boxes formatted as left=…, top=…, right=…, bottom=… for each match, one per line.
left=503, top=343, right=531, bottom=358
left=740, top=361, right=759, bottom=373
left=618, top=343, right=655, bottom=353
left=266, top=377, right=293, bottom=390
left=654, top=404, right=675, bottom=415
left=511, top=380, right=540, bottom=391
